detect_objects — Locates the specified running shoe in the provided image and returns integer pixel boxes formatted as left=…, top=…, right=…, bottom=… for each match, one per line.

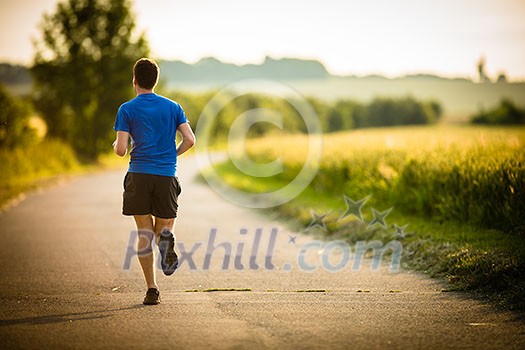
left=143, top=288, right=160, bottom=305
left=158, top=230, right=179, bottom=275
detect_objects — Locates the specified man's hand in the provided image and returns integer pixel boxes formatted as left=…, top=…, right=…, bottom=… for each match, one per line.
left=113, top=131, right=130, bottom=157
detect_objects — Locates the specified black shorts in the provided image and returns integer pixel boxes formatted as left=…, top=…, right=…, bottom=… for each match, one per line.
left=122, top=172, right=182, bottom=219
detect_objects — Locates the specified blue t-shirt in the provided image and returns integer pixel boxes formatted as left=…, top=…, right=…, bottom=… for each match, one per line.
left=114, top=93, right=188, bottom=177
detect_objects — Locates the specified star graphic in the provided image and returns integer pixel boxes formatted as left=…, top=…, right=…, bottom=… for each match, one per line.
left=393, top=224, right=408, bottom=239
left=367, top=207, right=393, bottom=229
left=306, top=210, right=329, bottom=231
left=338, top=195, right=370, bottom=222
left=288, top=234, right=297, bottom=244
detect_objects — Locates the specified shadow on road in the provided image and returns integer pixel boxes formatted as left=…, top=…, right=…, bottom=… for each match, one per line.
left=0, top=304, right=146, bottom=327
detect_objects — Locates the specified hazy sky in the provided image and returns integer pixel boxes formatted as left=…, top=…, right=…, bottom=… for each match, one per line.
left=1, top=0, right=524, bottom=79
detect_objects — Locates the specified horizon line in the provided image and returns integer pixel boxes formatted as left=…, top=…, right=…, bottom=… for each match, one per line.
left=1, top=55, right=524, bottom=83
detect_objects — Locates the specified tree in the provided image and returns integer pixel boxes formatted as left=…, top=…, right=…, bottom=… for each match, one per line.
left=496, top=72, right=508, bottom=83
left=326, top=100, right=356, bottom=132
left=365, top=97, right=441, bottom=127
left=423, top=100, right=443, bottom=124
left=31, top=0, right=149, bottom=158
left=477, top=56, right=490, bottom=83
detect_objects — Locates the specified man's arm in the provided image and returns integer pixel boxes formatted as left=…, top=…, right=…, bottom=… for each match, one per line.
left=113, top=131, right=130, bottom=157
left=176, top=122, right=195, bottom=156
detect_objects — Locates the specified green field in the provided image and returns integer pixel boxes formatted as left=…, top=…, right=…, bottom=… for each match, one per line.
left=213, top=125, right=525, bottom=309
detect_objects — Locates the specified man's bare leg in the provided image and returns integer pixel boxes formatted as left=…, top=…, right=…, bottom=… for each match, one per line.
left=154, top=217, right=175, bottom=237
left=133, top=214, right=157, bottom=289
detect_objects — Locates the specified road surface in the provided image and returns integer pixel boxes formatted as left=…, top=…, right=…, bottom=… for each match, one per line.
left=1, top=155, right=524, bottom=349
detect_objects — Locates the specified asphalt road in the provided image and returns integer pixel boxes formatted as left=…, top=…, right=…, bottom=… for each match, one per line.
left=0, top=155, right=524, bottom=349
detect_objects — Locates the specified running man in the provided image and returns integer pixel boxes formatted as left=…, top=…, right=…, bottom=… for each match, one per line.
left=113, top=58, right=195, bottom=305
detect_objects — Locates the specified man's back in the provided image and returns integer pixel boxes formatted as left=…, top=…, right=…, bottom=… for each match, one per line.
left=115, top=93, right=188, bottom=177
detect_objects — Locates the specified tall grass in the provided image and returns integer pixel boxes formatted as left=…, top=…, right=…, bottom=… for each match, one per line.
left=0, top=138, right=79, bottom=206
left=244, top=126, right=525, bottom=234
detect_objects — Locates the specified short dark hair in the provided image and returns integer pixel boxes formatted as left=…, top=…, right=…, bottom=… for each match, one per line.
left=133, top=58, right=159, bottom=90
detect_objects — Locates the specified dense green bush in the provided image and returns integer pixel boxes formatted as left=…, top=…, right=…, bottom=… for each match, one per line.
left=0, top=84, right=35, bottom=149
left=0, top=138, right=78, bottom=181
left=0, top=138, right=79, bottom=205
left=471, top=99, right=525, bottom=125
left=365, top=97, right=442, bottom=127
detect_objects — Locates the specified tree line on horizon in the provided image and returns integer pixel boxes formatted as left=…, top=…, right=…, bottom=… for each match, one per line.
left=171, top=90, right=443, bottom=139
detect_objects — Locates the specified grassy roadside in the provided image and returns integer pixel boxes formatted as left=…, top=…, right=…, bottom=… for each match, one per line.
left=0, top=135, right=197, bottom=210
left=214, top=160, right=525, bottom=310
left=0, top=139, right=129, bottom=210
left=209, top=126, right=525, bottom=311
